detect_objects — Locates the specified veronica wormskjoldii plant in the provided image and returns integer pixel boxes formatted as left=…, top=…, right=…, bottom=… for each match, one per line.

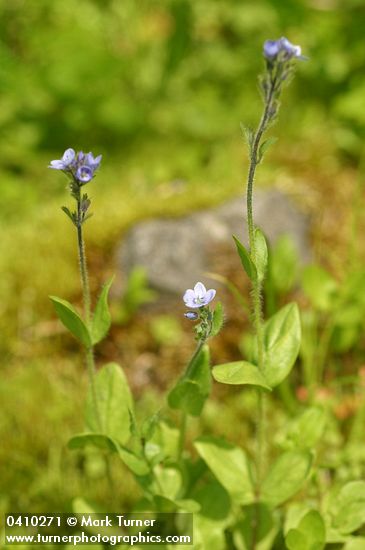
left=48, top=148, right=105, bottom=430
left=168, top=281, right=222, bottom=458
left=208, top=37, right=307, bottom=546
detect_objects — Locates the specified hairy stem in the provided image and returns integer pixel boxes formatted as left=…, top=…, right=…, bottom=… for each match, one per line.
left=178, top=338, right=206, bottom=460
left=246, top=78, right=276, bottom=550
left=76, top=194, right=102, bottom=431
left=77, top=200, right=91, bottom=323
left=247, top=86, right=275, bottom=477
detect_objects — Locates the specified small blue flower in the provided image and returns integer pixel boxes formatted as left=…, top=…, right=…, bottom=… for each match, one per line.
left=85, top=152, right=102, bottom=171
left=263, top=37, right=303, bottom=61
left=183, top=282, right=216, bottom=309
left=279, top=37, right=302, bottom=59
left=48, top=148, right=102, bottom=185
left=263, top=40, right=281, bottom=59
left=76, top=165, right=93, bottom=183
left=49, top=148, right=76, bottom=170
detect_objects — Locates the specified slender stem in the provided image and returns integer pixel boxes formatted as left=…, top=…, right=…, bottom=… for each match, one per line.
left=76, top=192, right=102, bottom=431
left=76, top=200, right=91, bottom=323
left=178, top=338, right=206, bottom=460
left=246, top=77, right=277, bottom=550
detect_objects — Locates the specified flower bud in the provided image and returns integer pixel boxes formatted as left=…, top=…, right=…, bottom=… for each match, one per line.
left=184, top=311, right=199, bottom=321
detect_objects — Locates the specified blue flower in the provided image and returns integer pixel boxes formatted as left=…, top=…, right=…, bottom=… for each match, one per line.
left=280, top=37, right=302, bottom=59
left=85, top=152, right=102, bottom=171
left=183, top=282, right=216, bottom=309
left=49, top=148, right=76, bottom=170
left=263, top=37, right=303, bottom=61
left=263, top=40, right=281, bottom=59
left=48, top=148, right=102, bottom=185
left=76, top=165, right=93, bottom=183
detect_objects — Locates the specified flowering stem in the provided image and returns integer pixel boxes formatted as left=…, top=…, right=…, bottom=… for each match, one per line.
left=76, top=199, right=91, bottom=323
left=178, top=338, right=206, bottom=460
left=75, top=191, right=102, bottom=432
left=247, top=79, right=276, bottom=482
left=245, top=74, right=277, bottom=550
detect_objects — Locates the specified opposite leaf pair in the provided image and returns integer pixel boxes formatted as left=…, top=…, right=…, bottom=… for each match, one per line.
left=50, top=276, right=114, bottom=347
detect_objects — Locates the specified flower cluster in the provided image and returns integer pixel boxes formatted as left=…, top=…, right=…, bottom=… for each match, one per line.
left=263, top=37, right=303, bottom=61
left=183, top=282, right=217, bottom=341
left=183, top=282, right=216, bottom=309
left=49, top=148, right=102, bottom=185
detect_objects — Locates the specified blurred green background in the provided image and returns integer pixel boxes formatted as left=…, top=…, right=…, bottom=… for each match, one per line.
left=1, top=0, right=365, bottom=517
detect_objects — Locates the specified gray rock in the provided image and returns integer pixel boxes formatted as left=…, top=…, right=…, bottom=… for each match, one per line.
left=117, top=189, right=310, bottom=294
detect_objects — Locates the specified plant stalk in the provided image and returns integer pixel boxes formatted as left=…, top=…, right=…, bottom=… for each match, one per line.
left=178, top=338, right=206, bottom=460
left=76, top=193, right=102, bottom=431
left=246, top=76, right=277, bottom=550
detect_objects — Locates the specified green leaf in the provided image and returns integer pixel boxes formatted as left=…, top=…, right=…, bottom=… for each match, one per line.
left=253, top=228, right=268, bottom=282
left=286, top=510, right=325, bottom=550
left=302, top=265, right=338, bottom=312
left=262, top=302, right=301, bottom=387
left=117, top=446, right=150, bottom=476
left=192, top=480, right=231, bottom=520
left=168, top=345, right=211, bottom=416
left=233, top=235, right=257, bottom=281
left=86, top=362, right=134, bottom=445
left=195, top=436, right=254, bottom=504
left=233, top=503, right=279, bottom=550
left=285, top=510, right=326, bottom=550
left=91, top=276, right=114, bottom=345
left=287, top=407, right=326, bottom=449
left=261, top=451, right=312, bottom=506
left=240, top=123, right=254, bottom=152
left=153, top=464, right=182, bottom=500
left=211, top=302, right=224, bottom=337
left=329, top=481, right=365, bottom=534
left=68, top=432, right=149, bottom=475
left=212, top=361, right=271, bottom=390
left=49, top=295, right=91, bottom=347
left=195, top=515, right=227, bottom=550
left=61, top=206, right=76, bottom=225
left=141, top=411, right=161, bottom=441
left=258, top=136, right=278, bottom=163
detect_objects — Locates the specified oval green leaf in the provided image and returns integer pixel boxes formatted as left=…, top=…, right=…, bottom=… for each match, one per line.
left=168, top=345, right=211, bottom=416
left=195, top=436, right=254, bottom=504
left=286, top=510, right=325, bottom=550
left=330, top=481, right=365, bottom=534
left=233, top=235, right=257, bottom=281
left=91, top=276, right=114, bottom=345
left=211, top=302, right=224, bottom=337
left=49, top=295, right=91, bottom=347
left=261, top=451, right=312, bottom=506
left=262, top=302, right=301, bottom=387
left=212, top=361, right=271, bottom=390
left=85, top=362, right=134, bottom=445
left=253, top=228, right=268, bottom=282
